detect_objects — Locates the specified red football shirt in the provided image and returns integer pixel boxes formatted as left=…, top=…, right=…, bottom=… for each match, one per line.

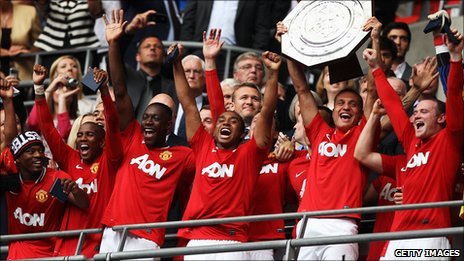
left=6, top=168, right=71, bottom=260
left=300, top=113, right=368, bottom=219
left=178, top=127, right=268, bottom=242
left=248, top=156, right=289, bottom=241
left=374, top=62, right=463, bottom=232
left=36, top=95, right=123, bottom=257
left=286, top=150, right=310, bottom=203
left=101, top=120, right=195, bottom=246
left=367, top=154, right=404, bottom=261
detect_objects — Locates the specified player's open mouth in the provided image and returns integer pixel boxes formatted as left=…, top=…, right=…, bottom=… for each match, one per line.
left=144, top=128, right=156, bottom=138
left=32, top=159, right=42, bottom=167
left=340, top=113, right=352, bottom=120
left=415, top=121, right=424, bottom=130
left=219, top=127, right=232, bottom=138
left=79, top=144, right=90, bottom=156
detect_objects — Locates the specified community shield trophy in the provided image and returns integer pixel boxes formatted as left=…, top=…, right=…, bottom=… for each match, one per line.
left=282, top=0, right=373, bottom=82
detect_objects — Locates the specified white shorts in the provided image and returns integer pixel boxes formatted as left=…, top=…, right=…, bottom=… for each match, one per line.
left=296, top=218, right=359, bottom=261
left=99, top=227, right=160, bottom=261
left=381, top=237, right=451, bottom=260
left=184, top=239, right=247, bottom=260
left=247, top=249, right=274, bottom=260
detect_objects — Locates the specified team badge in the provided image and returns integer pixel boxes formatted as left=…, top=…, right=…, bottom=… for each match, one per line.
left=91, top=163, right=99, bottom=174
left=159, top=151, right=172, bottom=161
left=35, top=189, right=48, bottom=203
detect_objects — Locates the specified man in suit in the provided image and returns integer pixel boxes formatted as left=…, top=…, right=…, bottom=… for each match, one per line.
left=180, top=0, right=271, bottom=51
left=174, top=55, right=208, bottom=139
left=115, top=10, right=178, bottom=121
left=383, top=22, right=413, bottom=89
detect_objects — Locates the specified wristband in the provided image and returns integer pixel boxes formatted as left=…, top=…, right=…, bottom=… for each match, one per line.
left=34, top=84, right=45, bottom=95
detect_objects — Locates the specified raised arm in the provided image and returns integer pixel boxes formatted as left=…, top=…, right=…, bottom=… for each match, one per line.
left=171, top=44, right=202, bottom=141
left=354, top=99, right=384, bottom=173
left=33, top=65, right=74, bottom=170
left=104, top=9, right=134, bottom=131
left=445, top=28, right=464, bottom=133
left=203, top=29, right=226, bottom=128
left=0, top=79, right=17, bottom=149
left=254, top=51, right=281, bottom=149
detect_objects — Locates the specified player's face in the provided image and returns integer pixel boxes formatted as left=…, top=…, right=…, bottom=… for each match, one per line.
left=412, top=100, right=444, bottom=140
left=213, top=111, right=244, bottom=149
left=332, top=92, right=362, bottom=133
left=136, top=37, right=164, bottom=66
left=141, top=105, right=171, bottom=148
left=234, top=58, right=264, bottom=86
left=387, top=29, right=410, bottom=58
left=232, top=87, right=262, bottom=121
left=76, top=123, right=104, bottom=164
left=16, top=145, right=45, bottom=174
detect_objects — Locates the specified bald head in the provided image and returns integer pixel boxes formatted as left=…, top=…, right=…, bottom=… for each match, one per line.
left=149, top=93, right=177, bottom=122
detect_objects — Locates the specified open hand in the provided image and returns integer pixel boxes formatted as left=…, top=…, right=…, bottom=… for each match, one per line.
left=411, top=56, right=439, bottom=92
left=104, top=9, right=128, bottom=43
left=203, top=28, right=224, bottom=60
left=124, top=10, right=156, bottom=34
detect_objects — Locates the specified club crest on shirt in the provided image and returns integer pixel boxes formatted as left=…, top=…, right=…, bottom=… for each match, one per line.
left=159, top=151, right=172, bottom=161
left=35, top=189, right=48, bottom=203
left=91, top=163, right=99, bottom=174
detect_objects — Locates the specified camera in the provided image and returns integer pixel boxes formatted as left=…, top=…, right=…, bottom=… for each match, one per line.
left=9, top=68, right=18, bottom=78
left=67, top=78, right=79, bottom=89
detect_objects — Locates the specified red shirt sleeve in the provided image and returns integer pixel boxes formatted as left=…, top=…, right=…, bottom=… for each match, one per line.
left=56, top=112, right=72, bottom=140
left=36, top=99, right=73, bottom=170
left=445, top=61, right=464, bottom=133
left=101, top=94, right=123, bottom=170
left=373, top=68, right=415, bottom=149
left=205, top=69, right=226, bottom=126
left=26, top=103, right=40, bottom=132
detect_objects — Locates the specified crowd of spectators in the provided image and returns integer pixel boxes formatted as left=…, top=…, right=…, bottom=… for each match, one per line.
left=0, top=1, right=463, bottom=260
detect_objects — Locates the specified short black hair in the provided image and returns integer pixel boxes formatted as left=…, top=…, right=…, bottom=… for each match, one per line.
left=334, top=88, right=364, bottom=111
left=382, top=22, right=412, bottom=43
left=80, top=122, right=105, bottom=140
left=145, top=102, right=173, bottom=119
left=368, top=36, right=398, bottom=60
left=136, top=35, right=164, bottom=53
left=419, top=98, right=446, bottom=115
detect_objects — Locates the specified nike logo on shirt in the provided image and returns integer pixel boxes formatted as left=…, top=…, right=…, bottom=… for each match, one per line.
left=295, top=171, right=305, bottom=178
left=76, top=164, right=83, bottom=169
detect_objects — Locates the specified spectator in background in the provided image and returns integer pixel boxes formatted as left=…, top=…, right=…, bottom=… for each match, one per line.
left=199, top=104, right=213, bottom=134
left=233, top=52, right=265, bottom=87
left=0, top=0, right=41, bottom=80
left=220, top=78, right=239, bottom=111
left=34, top=1, right=99, bottom=51
left=27, top=55, right=95, bottom=141
left=383, top=22, right=413, bottom=89
left=174, top=55, right=207, bottom=139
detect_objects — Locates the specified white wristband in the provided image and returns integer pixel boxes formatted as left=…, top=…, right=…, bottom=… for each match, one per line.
left=34, top=84, right=45, bottom=95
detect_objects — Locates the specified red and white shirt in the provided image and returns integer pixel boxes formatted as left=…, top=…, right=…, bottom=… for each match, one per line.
left=6, top=168, right=71, bottom=260
left=300, top=114, right=368, bottom=219
left=287, top=150, right=311, bottom=204
left=101, top=120, right=195, bottom=246
left=248, top=156, right=289, bottom=241
left=36, top=95, right=123, bottom=257
left=178, top=127, right=268, bottom=243
left=373, top=61, right=463, bottom=232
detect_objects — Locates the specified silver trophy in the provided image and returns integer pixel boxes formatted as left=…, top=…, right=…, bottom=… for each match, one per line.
left=282, top=0, right=372, bottom=70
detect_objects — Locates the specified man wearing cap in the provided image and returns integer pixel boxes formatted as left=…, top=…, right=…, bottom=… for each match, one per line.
left=5, top=131, right=89, bottom=260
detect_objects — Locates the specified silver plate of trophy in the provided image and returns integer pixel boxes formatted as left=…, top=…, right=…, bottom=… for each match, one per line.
left=282, top=0, right=372, bottom=68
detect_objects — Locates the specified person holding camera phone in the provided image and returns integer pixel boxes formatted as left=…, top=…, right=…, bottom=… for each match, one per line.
left=27, top=56, right=96, bottom=141
left=4, top=128, right=88, bottom=259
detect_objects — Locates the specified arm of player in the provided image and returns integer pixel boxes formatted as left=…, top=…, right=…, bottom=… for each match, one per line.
left=445, top=28, right=464, bottom=133
left=203, top=29, right=226, bottom=128
left=96, top=68, right=124, bottom=167
left=0, top=79, right=17, bottom=148
left=171, top=43, right=202, bottom=142
left=62, top=178, right=90, bottom=209
left=354, top=99, right=384, bottom=173
left=104, top=9, right=134, bottom=132
left=364, top=48, right=412, bottom=144
left=254, top=51, right=281, bottom=149
left=33, top=65, right=74, bottom=170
